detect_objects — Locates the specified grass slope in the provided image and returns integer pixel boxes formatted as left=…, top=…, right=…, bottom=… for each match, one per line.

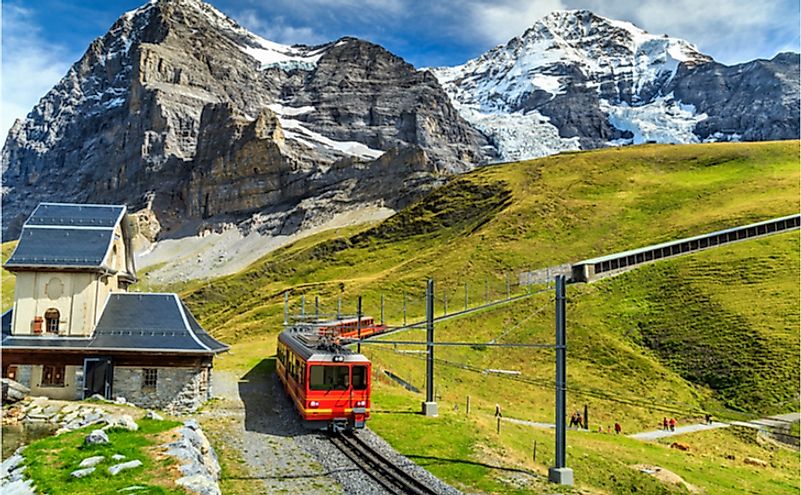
left=365, top=232, right=799, bottom=494
left=2, top=240, right=17, bottom=311
left=175, top=140, right=799, bottom=343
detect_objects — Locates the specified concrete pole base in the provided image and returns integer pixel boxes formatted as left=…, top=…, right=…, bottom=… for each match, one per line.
left=548, top=467, right=574, bottom=485
left=421, top=401, right=438, bottom=417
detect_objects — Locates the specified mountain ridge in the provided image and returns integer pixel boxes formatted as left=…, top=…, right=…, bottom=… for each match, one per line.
left=2, top=1, right=798, bottom=239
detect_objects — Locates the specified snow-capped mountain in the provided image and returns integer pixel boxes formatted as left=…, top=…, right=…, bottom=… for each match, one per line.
left=433, top=10, right=799, bottom=161
left=2, top=4, right=798, bottom=237
left=1, top=0, right=491, bottom=238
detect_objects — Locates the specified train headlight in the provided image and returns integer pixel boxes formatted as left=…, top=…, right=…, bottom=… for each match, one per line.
left=333, top=355, right=344, bottom=362
left=309, top=401, right=319, bottom=408
left=355, top=400, right=366, bottom=407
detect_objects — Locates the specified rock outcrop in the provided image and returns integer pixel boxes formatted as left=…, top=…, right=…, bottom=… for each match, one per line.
left=1, top=0, right=492, bottom=238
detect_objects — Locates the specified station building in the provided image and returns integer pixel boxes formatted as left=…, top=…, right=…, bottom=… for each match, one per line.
left=1, top=203, right=227, bottom=413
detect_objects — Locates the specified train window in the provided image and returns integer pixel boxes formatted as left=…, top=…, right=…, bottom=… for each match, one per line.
left=309, top=365, right=349, bottom=390
left=352, top=366, right=368, bottom=390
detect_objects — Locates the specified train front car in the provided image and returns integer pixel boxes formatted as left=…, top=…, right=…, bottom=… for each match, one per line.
left=277, top=329, right=371, bottom=431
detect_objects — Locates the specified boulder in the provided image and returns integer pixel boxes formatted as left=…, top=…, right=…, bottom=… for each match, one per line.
left=70, top=467, right=96, bottom=478
left=177, top=474, right=222, bottom=495
left=78, top=456, right=105, bottom=468
left=103, top=414, right=139, bottom=431
left=1, top=379, right=30, bottom=404
left=84, top=429, right=110, bottom=445
left=108, top=460, right=143, bottom=476
left=112, top=454, right=126, bottom=461
left=145, top=410, right=164, bottom=421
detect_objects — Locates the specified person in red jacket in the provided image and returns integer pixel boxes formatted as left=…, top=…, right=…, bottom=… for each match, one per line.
left=614, top=422, right=622, bottom=434
left=669, top=418, right=677, bottom=432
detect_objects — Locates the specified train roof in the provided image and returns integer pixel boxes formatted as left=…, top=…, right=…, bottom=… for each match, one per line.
left=279, top=329, right=369, bottom=363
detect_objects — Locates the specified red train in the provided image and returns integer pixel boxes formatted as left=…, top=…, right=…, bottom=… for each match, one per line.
left=316, top=316, right=387, bottom=340
left=277, top=328, right=372, bottom=431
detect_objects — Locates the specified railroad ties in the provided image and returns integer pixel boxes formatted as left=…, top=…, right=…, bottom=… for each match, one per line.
left=329, top=431, right=440, bottom=495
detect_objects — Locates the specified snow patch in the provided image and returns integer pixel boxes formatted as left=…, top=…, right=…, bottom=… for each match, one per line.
left=267, top=104, right=315, bottom=116
left=279, top=118, right=384, bottom=160
left=239, top=35, right=326, bottom=71
left=602, top=96, right=707, bottom=145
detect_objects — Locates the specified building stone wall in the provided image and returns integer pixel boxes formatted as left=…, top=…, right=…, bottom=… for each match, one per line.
left=113, top=366, right=211, bottom=413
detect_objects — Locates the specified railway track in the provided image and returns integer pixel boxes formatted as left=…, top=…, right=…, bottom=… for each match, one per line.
left=329, top=431, right=440, bottom=495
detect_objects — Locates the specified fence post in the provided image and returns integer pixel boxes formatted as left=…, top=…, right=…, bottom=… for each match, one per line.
left=301, top=294, right=306, bottom=316
left=466, top=395, right=470, bottom=416
left=380, top=294, right=385, bottom=325
left=584, top=404, right=588, bottom=430
left=506, top=273, right=511, bottom=300
left=337, top=297, right=341, bottom=319
left=533, top=441, right=537, bottom=463
left=315, top=296, right=319, bottom=319
left=403, top=291, right=407, bottom=326
left=283, top=291, right=289, bottom=325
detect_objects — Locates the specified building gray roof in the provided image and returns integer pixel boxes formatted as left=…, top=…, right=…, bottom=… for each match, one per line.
left=5, top=203, right=127, bottom=271
left=1, top=293, right=228, bottom=355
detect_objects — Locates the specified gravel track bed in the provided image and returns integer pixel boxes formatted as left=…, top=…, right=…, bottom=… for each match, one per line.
left=206, top=369, right=462, bottom=495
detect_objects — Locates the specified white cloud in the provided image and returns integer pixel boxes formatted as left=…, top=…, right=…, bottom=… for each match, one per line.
left=234, top=9, right=328, bottom=45
left=565, top=0, right=799, bottom=64
left=469, top=0, right=566, bottom=45
left=1, top=6, right=72, bottom=143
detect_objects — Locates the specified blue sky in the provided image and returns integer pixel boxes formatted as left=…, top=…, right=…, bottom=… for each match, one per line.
left=2, top=0, right=799, bottom=140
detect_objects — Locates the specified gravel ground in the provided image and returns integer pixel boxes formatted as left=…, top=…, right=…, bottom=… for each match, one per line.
left=202, top=368, right=462, bottom=495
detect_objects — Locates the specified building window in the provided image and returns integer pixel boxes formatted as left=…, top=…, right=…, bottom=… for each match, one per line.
left=42, top=365, right=65, bottom=387
left=4, top=365, right=18, bottom=380
left=44, top=309, right=60, bottom=334
left=142, top=368, right=158, bottom=391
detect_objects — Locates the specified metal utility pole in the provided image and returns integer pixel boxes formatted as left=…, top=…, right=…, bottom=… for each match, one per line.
left=337, top=297, right=342, bottom=319
left=283, top=291, right=289, bottom=325
left=315, top=296, right=319, bottom=319
left=422, top=279, right=437, bottom=417
left=357, top=296, right=363, bottom=353
left=549, top=275, right=573, bottom=485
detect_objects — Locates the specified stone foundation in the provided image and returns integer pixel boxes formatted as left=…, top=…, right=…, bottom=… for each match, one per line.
left=112, top=366, right=211, bottom=414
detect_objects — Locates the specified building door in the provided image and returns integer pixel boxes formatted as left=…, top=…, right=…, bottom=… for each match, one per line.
left=83, top=358, right=113, bottom=399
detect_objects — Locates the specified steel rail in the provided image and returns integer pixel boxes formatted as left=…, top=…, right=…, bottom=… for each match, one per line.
left=330, top=431, right=439, bottom=495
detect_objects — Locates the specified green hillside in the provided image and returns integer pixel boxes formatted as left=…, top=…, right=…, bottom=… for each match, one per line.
left=177, top=140, right=799, bottom=343
left=364, top=231, right=799, bottom=495
left=170, top=140, right=798, bottom=495
left=2, top=241, right=17, bottom=311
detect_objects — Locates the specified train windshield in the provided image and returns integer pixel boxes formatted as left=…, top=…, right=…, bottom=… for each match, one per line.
left=309, top=365, right=350, bottom=391
left=352, top=366, right=368, bottom=390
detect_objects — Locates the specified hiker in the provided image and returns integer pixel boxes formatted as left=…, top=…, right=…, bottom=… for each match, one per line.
left=614, top=422, right=622, bottom=434
left=704, top=413, right=712, bottom=425
left=568, top=412, right=576, bottom=427
left=577, top=412, right=583, bottom=429
left=669, top=418, right=676, bottom=432
left=662, top=417, right=669, bottom=430
left=598, top=426, right=603, bottom=433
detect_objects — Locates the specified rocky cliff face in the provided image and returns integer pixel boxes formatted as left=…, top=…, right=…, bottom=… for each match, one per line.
left=1, top=0, right=491, bottom=238
left=433, top=10, right=799, bottom=161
